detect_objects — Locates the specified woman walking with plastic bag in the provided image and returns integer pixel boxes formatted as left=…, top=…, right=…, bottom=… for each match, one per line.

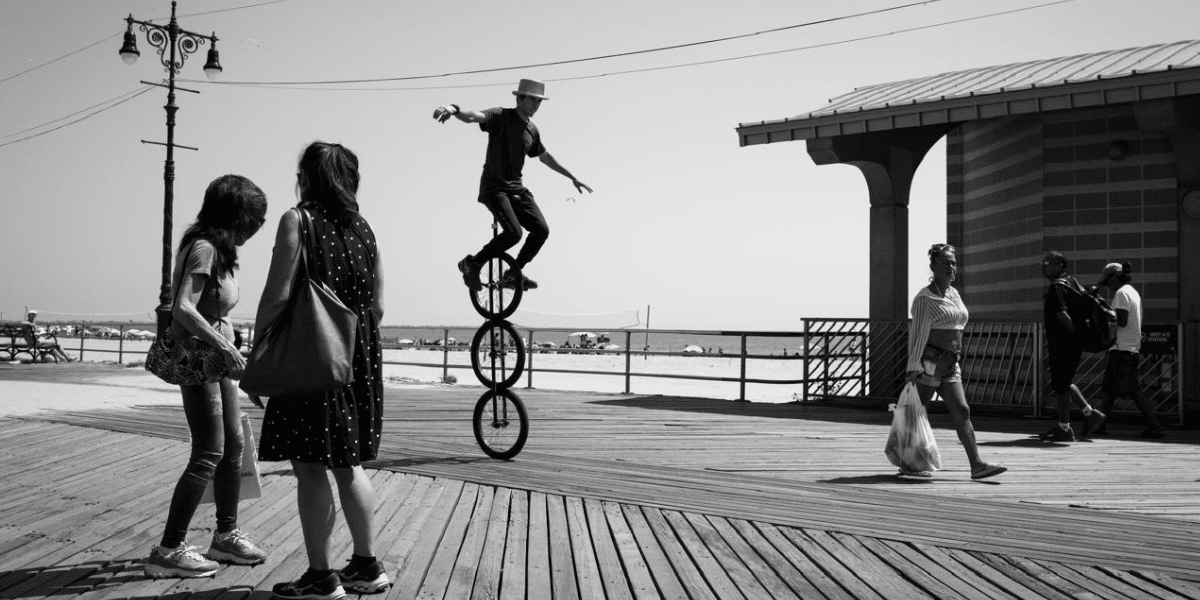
left=897, top=243, right=1007, bottom=480
left=253, top=142, right=389, bottom=600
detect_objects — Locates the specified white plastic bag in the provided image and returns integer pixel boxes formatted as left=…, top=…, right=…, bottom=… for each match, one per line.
left=884, top=382, right=942, bottom=472
left=201, top=412, right=263, bottom=503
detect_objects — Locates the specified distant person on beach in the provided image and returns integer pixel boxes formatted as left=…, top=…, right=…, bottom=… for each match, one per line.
left=255, top=142, right=390, bottom=600
left=1094, top=262, right=1167, bottom=438
left=1038, top=251, right=1106, bottom=442
left=433, top=78, right=592, bottom=292
left=21, top=310, right=71, bottom=362
left=904, top=243, right=1007, bottom=480
left=145, top=175, right=269, bottom=578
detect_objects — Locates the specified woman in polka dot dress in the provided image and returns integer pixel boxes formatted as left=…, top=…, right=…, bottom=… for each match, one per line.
left=253, top=142, right=390, bottom=600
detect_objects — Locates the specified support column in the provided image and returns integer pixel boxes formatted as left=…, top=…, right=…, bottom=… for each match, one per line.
left=807, top=126, right=950, bottom=398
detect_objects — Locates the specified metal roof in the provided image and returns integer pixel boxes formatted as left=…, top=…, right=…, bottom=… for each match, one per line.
left=738, top=40, right=1200, bottom=146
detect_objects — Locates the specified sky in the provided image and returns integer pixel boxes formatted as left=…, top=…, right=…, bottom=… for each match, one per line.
left=1, top=0, right=1195, bottom=331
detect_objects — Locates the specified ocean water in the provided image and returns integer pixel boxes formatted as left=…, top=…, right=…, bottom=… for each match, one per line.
left=380, top=326, right=811, bottom=357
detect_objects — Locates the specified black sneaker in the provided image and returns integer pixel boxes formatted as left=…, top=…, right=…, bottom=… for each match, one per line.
left=272, top=570, right=346, bottom=600
left=338, top=558, right=391, bottom=594
left=498, top=270, right=538, bottom=291
left=1081, top=409, right=1107, bottom=438
left=1038, top=425, right=1076, bottom=442
left=458, top=255, right=482, bottom=291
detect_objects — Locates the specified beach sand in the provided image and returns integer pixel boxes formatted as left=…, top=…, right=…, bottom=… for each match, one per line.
left=0, top=362, right=183, bottom=417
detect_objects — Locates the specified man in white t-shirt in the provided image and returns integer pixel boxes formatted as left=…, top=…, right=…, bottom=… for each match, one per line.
left=1095, top=262, right=1166, bottom=438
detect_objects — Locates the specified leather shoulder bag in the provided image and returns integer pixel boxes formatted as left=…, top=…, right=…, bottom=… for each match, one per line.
left=239, top=209, right=359, bottom=397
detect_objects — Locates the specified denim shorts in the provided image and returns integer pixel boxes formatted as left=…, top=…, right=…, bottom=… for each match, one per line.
left=1102, top=350, right=1140, bottom=397
left=916, top=344, right=962, bottom=387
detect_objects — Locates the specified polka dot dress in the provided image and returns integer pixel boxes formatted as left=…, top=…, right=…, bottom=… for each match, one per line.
left=259, top=207, right=384, bottom=468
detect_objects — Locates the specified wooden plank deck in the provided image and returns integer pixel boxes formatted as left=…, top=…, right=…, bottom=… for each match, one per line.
left=3, top=364, right=1200, bottom=599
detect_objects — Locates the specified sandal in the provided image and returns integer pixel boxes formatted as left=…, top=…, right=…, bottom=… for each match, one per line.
left=971, top=463, right=1008, bottom=480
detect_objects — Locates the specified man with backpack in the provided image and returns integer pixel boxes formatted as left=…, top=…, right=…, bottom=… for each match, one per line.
left=1094, top=262, right=1168, bottom=438
left=1039, top=252, right=1107, bottom=442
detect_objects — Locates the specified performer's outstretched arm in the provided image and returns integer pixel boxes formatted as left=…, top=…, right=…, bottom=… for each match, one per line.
left=432, top=104, right=485, bottom=124
left=539, top=151, right=592, bottom=194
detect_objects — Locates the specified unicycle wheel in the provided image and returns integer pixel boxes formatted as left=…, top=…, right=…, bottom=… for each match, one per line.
left=470, top=320, right=527, bottom=388
left=473, top=388, right=529, bottom=459
left=468, top=254, right=523, bottom=320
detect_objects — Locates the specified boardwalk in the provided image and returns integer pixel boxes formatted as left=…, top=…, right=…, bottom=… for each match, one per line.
left=2, top=363, right=1199, bottom=599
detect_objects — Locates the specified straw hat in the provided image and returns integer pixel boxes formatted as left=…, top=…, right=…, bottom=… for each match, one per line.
left=512, top=79, right=548, bottom=100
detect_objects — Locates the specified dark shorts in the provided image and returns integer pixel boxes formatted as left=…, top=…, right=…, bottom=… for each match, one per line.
left=1102, top=350, right=1140, bottom=398
left=1048, top=342, right=1082, bottom=394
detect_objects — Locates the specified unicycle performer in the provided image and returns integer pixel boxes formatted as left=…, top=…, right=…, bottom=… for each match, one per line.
left=433, top=78, right=592, bottom=292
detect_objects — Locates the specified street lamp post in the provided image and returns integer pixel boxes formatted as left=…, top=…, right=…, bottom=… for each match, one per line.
left=119, top=1, right=223, bottom=338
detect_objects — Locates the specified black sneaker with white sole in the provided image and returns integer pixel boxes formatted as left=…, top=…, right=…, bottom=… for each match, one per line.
left=338, top=558, right=391, bottom=594
left=272, top=569, right=346, bottom=600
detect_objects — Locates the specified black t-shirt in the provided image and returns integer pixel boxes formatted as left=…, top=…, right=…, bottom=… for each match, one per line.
left=1044, top=275, right=1079, bottom=346
left=478, top=107, right=545, bottom=194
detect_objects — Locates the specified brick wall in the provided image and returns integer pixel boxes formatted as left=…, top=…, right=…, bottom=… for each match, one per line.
left=947, top=106, right=1179, bottom=322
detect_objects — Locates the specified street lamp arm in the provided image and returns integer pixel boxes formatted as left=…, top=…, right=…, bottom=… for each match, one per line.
left=125, top=16, right=217, bottom=76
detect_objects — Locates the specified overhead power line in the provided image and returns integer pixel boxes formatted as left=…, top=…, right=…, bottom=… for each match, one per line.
left=0, top=86, right=154, bottom=149
left=201, top=0, right=952, bottom=86
left=204, top=0, right=1077, bottom=92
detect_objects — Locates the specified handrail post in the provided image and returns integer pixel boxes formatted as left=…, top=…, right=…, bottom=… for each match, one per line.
left=79, top=323, right=85, bottom=361
left=624, top=330, right=632, bottom=394
left=442, top=327, right=449, bottom=382
left=738, top=334, right=748, bottom=402
left=526, top=328, right=535, bottom=389
left=118, top=325, right=125, bottom=363
left=802, top=319, right=810, bottom=402
left=1176, top=322, right=1184, bottom=425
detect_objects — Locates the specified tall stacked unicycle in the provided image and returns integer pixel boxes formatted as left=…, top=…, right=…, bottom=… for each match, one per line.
left=466, top=223, right=530, bottom=459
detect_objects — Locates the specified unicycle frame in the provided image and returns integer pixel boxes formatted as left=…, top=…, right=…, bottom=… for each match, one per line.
left=468, top=218, right=529, bottom=459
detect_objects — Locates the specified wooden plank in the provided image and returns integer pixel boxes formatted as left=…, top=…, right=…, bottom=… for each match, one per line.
left=1062, top=562, right=1175, bottom=600
left=661, top=509, right=745, bottom=600
left=415, top=481, right=480, bottom=600
left=778, top=527, right=885, bottom=600
left=392, top=478, right=465, bottom=600
left=499, top=490, right=528, bottom=600
left=580, top=498, right=634, bottom=600
left=683, top=513, right=782, bottom=599
left=639, top=507, right=718, bottom=600
left=937, top=546, right=1051, bottom=600
left=563, top=497, right=605, bottom=600
left=524, top=492, right=552, bottom=600
left=968, top=552, right=1075, bottom=600
left=599, top=502, right=660, bottom=600
left=727, top=519, right=832, bottom=600
left=443, top=485, right=495, bottom=600
left=813, top=530, right=929, bottom=600
left=852, top=536, right=968, bottom=600
left=545, top=494, right=580, bottom=600
left=470, top=486, right=512, bottom=600
left=617, top=503, right=683, bottom=600
left=748, top=520, right=854, bottom=600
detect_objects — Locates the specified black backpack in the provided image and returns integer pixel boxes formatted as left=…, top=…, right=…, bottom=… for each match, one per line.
left=1052, top=276, right=1117, bottom=352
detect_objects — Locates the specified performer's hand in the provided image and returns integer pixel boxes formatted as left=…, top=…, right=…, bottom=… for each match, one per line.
left=433, top=106, right=454, bottom=123
left=905, top=370, right=921, bottom=383
left=572, top=179, right=593, bottom=194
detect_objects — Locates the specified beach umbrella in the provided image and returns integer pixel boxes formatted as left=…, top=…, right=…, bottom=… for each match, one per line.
left=570, top=331, right=595, bottom=338
left=682, top=345, right=704, bottom=353
left=398, top=339, right=414, bottom=344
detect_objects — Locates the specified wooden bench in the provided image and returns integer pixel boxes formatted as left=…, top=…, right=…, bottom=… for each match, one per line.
left=0, top=323, right=67, bottom=363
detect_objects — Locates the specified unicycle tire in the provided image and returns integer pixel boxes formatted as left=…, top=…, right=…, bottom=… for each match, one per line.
left=470, top=320, right=527, bottom=389
left=473, top=388, right=529, bottom=460
left=468, top=254, right=523, bottom=320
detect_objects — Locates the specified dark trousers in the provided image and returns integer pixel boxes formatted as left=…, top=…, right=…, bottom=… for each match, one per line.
left=161, top=378, right=243, bottom=548
left=476, top=188, right=549, bottom=269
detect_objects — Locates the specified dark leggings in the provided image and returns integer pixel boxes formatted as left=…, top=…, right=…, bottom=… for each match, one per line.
left=476, top=188, right=549, bottom=269
left=160, top=378, right=243, bottom=548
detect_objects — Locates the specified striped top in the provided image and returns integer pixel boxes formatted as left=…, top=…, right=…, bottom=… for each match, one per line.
left=907, top=286, right=969, bottom=372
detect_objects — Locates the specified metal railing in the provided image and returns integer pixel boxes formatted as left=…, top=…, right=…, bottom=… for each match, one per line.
left=46, top=320, right=1188, bottom=422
